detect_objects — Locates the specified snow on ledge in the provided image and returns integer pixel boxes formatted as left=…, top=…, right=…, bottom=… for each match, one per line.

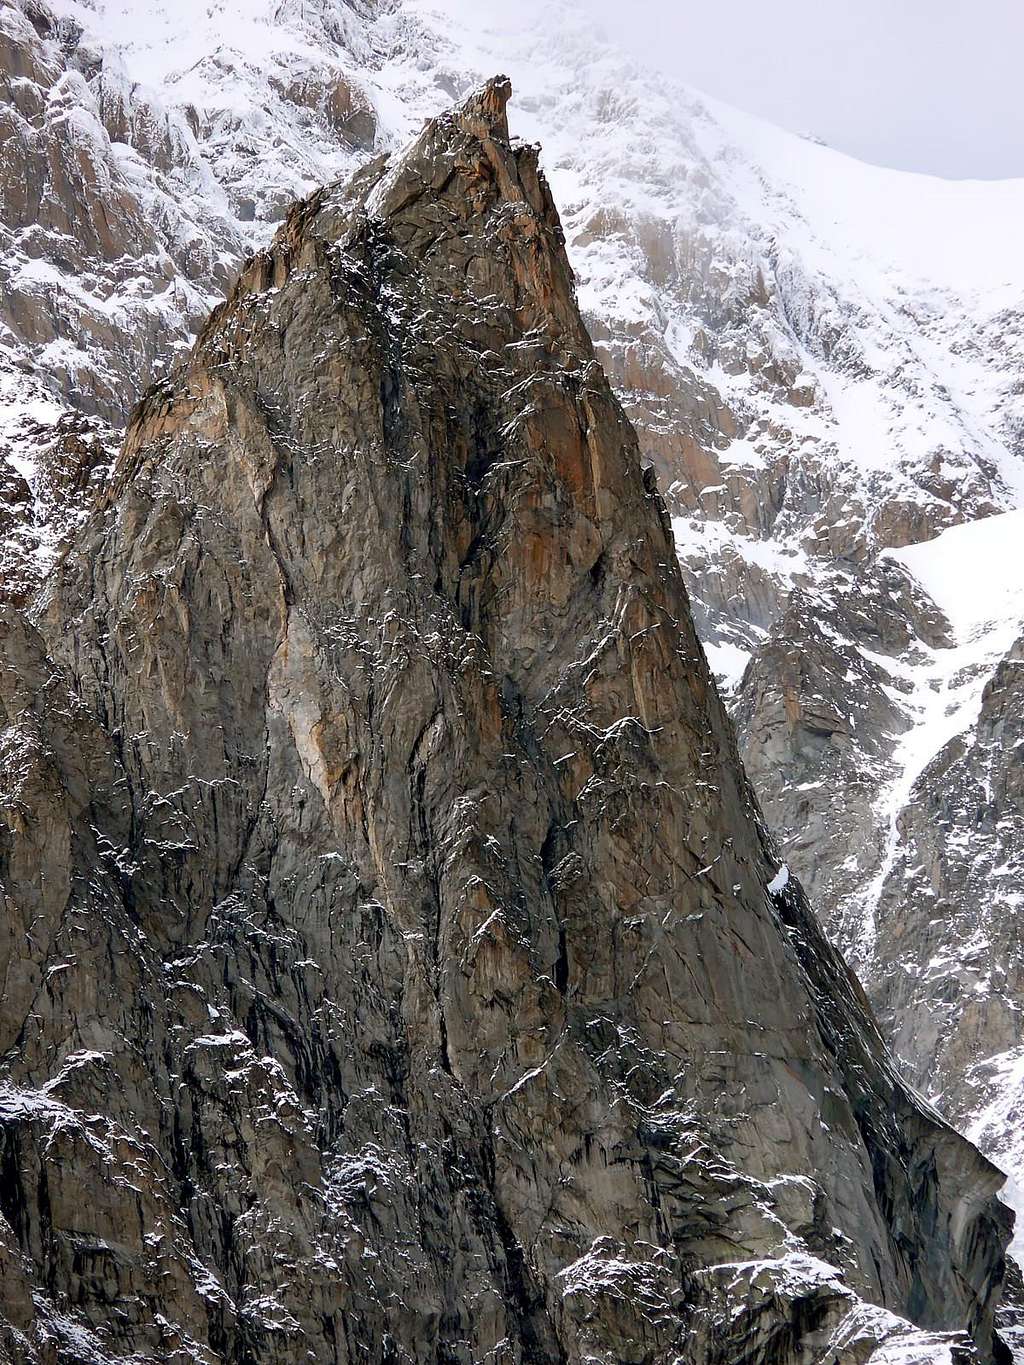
left=768, top=863, right=790, bottom=895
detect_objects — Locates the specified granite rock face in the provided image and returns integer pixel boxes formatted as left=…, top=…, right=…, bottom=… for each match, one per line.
left=3, top=10, right=1024, bottom=1231
left=0, top=80, right=1011, bottom=1364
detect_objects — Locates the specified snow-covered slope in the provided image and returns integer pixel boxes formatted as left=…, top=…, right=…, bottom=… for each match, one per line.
left=3, top=0, right=1024, bottom=1306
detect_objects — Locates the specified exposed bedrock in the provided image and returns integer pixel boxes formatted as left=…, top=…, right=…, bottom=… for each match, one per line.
left=0, top=79, right=1010, bottom=1364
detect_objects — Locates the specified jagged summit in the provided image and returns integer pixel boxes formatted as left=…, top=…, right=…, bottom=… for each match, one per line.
left=4, top=0, right=1024, bottom=1347
left=458, top=72, right=512, bottom=139
left=0, top=79, right=1010, bottom=1364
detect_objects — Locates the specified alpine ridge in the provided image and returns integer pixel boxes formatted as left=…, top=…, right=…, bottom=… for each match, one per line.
left=0, top=77, right=1010, bottom=1363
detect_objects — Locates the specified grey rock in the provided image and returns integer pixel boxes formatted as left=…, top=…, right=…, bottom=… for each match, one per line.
left=0, top=79, right=1010, bottom=1364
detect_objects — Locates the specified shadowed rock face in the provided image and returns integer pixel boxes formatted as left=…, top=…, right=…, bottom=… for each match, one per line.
left=0, top=79, right=1011, bottom=1363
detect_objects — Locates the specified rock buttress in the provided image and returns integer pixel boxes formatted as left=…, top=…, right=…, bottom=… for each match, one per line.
left=0, top=78, right=1009, bottom=1364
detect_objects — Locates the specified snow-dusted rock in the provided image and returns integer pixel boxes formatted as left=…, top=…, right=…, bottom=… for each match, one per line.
left=2, top=0, right=1024, bottom=1352
left=0, top=77, right=1012, bottom=1362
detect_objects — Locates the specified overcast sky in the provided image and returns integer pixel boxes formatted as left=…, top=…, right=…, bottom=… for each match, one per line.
left=584, top=0, right=1023, bottom=180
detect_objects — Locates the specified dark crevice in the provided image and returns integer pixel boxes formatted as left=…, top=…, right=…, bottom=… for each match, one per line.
left=481, top=1135, right=568, bottom=1365
left=554, top=924, right=569, bottom=995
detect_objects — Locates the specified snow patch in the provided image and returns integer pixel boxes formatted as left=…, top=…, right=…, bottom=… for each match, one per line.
left=767, top=864, right=790, bottom=895
left=889, top=509, right=1024, bottom=640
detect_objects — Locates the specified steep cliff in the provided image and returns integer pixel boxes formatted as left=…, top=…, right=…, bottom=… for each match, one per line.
left=5, top=0, right=1024, bottom=1316
left=0, top=79, right=1011, bottom=1364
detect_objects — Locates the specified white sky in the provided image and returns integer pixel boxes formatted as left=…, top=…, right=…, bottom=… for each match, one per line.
left=585, top=0, right=1024, bottom=180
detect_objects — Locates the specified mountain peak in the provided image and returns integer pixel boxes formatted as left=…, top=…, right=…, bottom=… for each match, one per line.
left=461, top=72, right=513, bottom=139
left=0, top=77, right=1006, bottom=1364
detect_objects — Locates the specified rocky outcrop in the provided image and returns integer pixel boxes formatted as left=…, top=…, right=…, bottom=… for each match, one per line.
left=875, top=628, right=1024, bottom=1091
left=2, top=0, right=1024, bottom=1317
left=0, top=386, right=113, bottom=604
left=0, top=0, right=377, bottom=425
left=0, top=0, right=381, bottom=604
left=859, top=619, right=1024, bottom=1196
left=0, top=79, right=1010, bottom=1364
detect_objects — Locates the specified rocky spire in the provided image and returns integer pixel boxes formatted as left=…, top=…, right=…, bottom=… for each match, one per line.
left=0, top=79, right=1010, bottom=1363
